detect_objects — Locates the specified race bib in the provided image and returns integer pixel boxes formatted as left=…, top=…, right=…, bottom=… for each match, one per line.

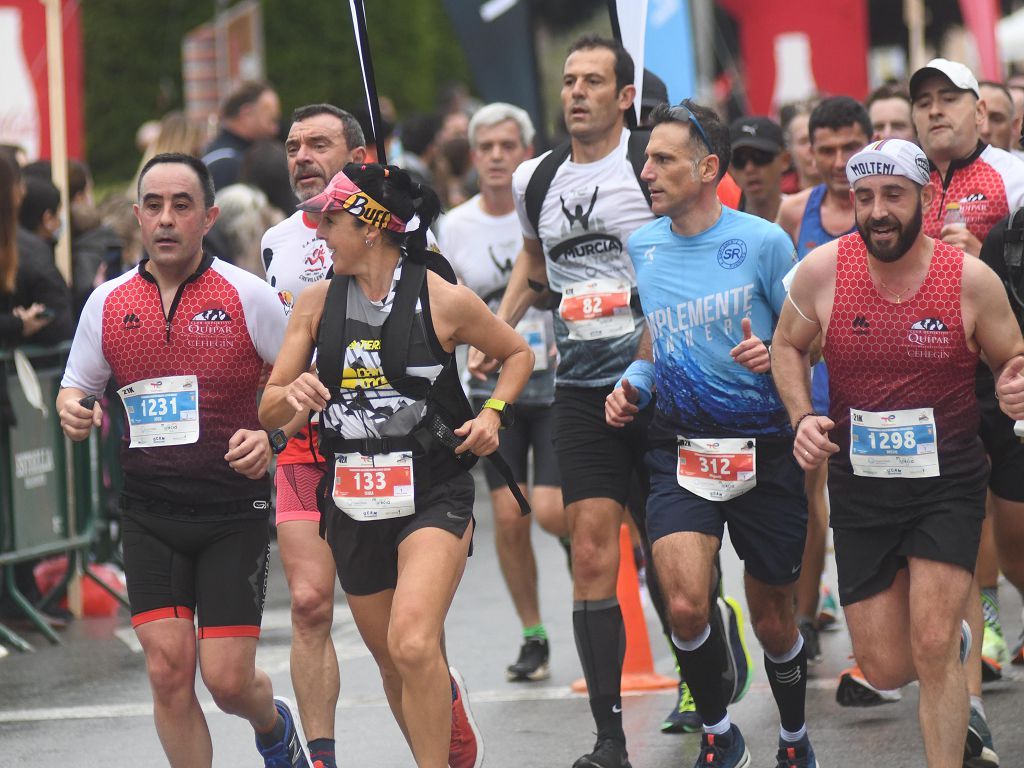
left=558, top=278, right=634, bottom=341
left=676, top=437, right=756, bottom=501
left=516, top=316, right=548, bottom=371
left=118, top=375, right=199, bottom=448
left=332, top=451, right=415, bottom=521
left=849, top=407, right=939, bottom=478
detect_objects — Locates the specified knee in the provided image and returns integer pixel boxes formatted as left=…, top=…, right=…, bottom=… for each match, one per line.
left=387, top=622, right=440, bottom=674
left=493, top=512, right=530, bottom=547
left=203, top=665, right=253, bottom=714
left=910, top=624, right=959, bottom=677
left=667, top=594, right=710, bottom=642
left=145, top=646, right=195, bottom=704
left=856, top=654, right=907, bottom=691
left=752, top=613, right=795, bottom=657
left=571, top=532, right=614, bottom=588
left=289, top=580, right=334, bottom=634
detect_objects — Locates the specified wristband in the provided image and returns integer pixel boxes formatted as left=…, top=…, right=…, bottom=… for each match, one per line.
left=617, top=360, right=655, bottom=409
left=793, top=412, right=819, bottom=433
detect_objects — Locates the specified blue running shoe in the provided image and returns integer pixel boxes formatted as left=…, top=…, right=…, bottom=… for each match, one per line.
left=661, top=679, right=701, bottom=734
left=256, top=697, right=311, bottom=768
left=694, top=725, right=751, bottom=768
left=964, top=706, right=999, bottom=768
left=775, top=735, right=820, bottom=768
left=722, top=597, right=752, bottom=704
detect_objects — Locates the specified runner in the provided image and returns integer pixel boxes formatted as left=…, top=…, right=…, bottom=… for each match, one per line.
left=56, top=153, right=304, bottom=767
left=772, top=138, right=1024, bottom=768
left=607, top=100, right=817, bottom=768
left=438, top=102, right=567, bottom=682
left=259, top=163, right=534, bottom=768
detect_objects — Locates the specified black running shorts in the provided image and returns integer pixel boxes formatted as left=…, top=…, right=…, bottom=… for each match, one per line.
left=471, top=396, right=560, bottom=491
left=977, top=385, right=1024, bottom=502
left=322, top=471, right=475, bottom=596
left=552, top=385, right=651, bottom=507
left=120, top=495, right=271, bottom=638
left=832, top=485, right=985, bottom=606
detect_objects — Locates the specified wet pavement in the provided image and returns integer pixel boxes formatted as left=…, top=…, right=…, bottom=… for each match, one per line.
left=1, top=468, right=1022, bottom=766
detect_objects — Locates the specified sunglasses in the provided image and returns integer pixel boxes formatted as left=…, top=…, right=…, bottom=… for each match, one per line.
left=731, top=148, right=779, bottom=168
left=666, top=103, right=711, bottom=152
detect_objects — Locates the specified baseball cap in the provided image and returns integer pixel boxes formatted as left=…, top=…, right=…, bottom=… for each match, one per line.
left=909, top=58, right=980, bottom=100
left=729, top=116, right=785, bottom=153
left=845, top=139, right=931, bottom=187
left=641, top=69, right=669, bottom=110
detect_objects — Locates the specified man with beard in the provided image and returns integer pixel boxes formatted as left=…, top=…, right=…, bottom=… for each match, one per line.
left=771, top=138, right=1024, bottom=768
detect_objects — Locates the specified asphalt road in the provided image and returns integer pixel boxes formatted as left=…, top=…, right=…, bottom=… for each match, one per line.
left=1, top=468, right=1021, bottom=767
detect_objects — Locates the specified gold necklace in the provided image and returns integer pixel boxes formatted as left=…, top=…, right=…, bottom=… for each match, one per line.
left=877, top=278, right=912, bottom=303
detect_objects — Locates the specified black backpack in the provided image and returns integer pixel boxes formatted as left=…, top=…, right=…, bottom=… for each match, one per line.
left=315, top=249, right=530, bottom=514
left=1003, top=207, right=1024, bottom=327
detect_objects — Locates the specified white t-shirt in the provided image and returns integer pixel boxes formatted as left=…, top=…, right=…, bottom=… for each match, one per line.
left=439, top=195, right=555, bottom=403
left=261, top=210, right=330, bottom=315
left=511, top=128, right=654, bottom=386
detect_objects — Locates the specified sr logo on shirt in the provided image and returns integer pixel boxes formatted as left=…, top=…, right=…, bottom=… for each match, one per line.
left=717, top=239, right=747, bottom=269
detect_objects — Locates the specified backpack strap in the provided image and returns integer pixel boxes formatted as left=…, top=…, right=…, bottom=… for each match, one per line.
left=1003, top=207, right=1024, bottom=317
left=316, top=272, right=351, bottom=391
left=380, top=258, right=431, bottom=401
left=524, top=141, right=572, bottom=237
left=627, top=128, right=652, bottom=207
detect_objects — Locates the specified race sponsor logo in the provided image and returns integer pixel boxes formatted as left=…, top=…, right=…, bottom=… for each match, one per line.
left=717, top=239, right=747, bottom=269
left=852, top=315, right=870, bottom=335
left=907, top=316, right=952, bottom=359
left=123, top=312, right=141, bottom=330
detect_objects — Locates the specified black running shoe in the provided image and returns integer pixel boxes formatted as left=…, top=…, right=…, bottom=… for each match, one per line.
left=572, top=738, right=632, bottom=768
left=798, top=618, right=822, bottom=664
left=506, top=637, right=550, bottom=682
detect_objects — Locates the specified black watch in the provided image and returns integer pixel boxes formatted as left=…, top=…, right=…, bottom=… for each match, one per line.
left=267, top=428, right=288, bottom=455
left=482, top=398, right=515, bottom=429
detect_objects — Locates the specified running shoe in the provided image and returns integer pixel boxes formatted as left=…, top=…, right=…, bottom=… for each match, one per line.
left=722, top=596, right=753, bottom=704
left=817, top=584, right=840, bottom=632
left=661, top=679, right=701, bottom=734
left=835, top=666, right=901, bottom=707
left=572, top=737, right=632, bottom=768
left=964, top=706, right=1000, bottom=768
left=506, top=636, right=550, bottom=682
left=694, top=724, right=751, bottom=768
left=449, top=667, right=483, bottom=768
left=798, top=617, right=822, bottom=664
left=1013, top=608, right=1024, bottom=666
left=256, top=697, right=311, bottom=768
left=961, top=619, right=972, bottom=665
left=775, top=734, right=820, bottom=768
left=981, top=619, right=1009, bottom=683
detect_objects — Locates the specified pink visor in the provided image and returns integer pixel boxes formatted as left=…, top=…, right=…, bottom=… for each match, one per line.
left=297, top=170, right=407, bottom=233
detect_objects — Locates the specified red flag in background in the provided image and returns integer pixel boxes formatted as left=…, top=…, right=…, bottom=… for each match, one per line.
left=717, top=0, right=869, bottom=115
left=959, top=0, right=1002, bottom=81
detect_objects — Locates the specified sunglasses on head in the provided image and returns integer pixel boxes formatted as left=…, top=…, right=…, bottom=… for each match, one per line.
left=667, top=103, right=711, bottom=152
left=731, top=148, right=778, bottom=168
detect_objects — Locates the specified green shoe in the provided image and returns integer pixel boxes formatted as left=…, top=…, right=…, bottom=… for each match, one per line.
left=981, top=617, right=1009, bottom=682
left=661, top=680, right=701, bottom=734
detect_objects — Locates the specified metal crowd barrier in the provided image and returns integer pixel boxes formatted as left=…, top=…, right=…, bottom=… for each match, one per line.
left=0, top=343, right=127, bottom=652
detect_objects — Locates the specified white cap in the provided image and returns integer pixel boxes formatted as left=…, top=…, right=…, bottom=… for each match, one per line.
left=846, top=139, right=932, bottom=187
left=909, top=58, right=980, bottom=100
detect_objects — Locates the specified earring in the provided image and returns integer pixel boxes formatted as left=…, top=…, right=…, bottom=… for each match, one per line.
left=365, top=238, right=373, bottom=248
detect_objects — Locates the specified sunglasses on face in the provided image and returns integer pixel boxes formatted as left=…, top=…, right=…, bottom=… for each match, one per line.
left=666, top=103, right=712, bottom=152
left=731, top=148, right=778, bottom=168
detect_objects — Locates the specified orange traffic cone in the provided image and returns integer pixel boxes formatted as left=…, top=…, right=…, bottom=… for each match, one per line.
left=572, top=525, right=677, bottom=693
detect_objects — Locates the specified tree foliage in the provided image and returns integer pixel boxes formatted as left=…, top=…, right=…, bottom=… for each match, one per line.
left=83, top=0, right=470, bottom=185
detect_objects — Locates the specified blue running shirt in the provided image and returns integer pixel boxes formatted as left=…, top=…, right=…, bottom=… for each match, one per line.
left=628, top=207, right=797, bottom=438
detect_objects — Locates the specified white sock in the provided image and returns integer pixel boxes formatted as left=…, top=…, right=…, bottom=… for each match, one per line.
left=671, top=623, right=711, bottom=652
left=780, top=724, right=807, bottom=743
left=704, top=713, right=732, bottom=736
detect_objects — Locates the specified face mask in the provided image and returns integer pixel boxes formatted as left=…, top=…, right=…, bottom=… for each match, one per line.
left=49, top=223, right=63, bottom=242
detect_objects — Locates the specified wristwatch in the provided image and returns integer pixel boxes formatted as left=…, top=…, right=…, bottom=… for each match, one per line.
left=481, top=398, right=515, bottom=429
left=267, top=428, right=288, bottom=455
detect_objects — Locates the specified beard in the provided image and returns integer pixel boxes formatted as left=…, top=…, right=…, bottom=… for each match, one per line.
left=290, top=162, right=327, bottom=201
left=856, top=200, right=923, bottom=264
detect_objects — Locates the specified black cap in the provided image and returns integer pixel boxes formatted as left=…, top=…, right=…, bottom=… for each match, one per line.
left=729, top=116, right=785, bottom=153
left=641, top=69, right=669, bottom=109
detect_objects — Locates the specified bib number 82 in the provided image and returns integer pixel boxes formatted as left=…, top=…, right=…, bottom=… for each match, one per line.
left=867, top=429, right=917, bottom=450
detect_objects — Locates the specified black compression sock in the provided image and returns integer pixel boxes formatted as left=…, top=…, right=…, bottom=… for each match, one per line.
left=573, top=598, right=626, bottom=743
left=765, top=637, right=808, bottom=733
left=256, top=712, right=286, bottom=748
left=673, top=619, right=729, bottom=727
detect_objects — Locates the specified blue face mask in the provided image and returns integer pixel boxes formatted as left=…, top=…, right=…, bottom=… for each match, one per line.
left=50, top=222, right=63, bottom=243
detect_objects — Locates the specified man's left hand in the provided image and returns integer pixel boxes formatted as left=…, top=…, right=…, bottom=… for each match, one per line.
left=997, top=356, right=1024, bottom=420
left=225, top=429, right=272, bottom=479
left=730, top=318, right=771, bottom=373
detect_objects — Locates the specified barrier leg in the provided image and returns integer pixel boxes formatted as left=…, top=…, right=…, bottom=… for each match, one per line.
left=0, top=620, right=33, bottom=652
left=3, top=564, right=61, bottom=645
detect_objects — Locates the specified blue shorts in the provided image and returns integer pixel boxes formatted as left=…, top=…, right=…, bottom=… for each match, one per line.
left=811, top=361, right=829, bottom=414
left=645, top=440, right=808, bottom=586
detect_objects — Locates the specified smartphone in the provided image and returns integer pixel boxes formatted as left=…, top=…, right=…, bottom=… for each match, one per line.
left=35, top=307, right=56, bottom=320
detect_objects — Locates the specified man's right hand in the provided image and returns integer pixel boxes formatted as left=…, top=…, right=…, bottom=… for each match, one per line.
left=793, top=415, right=839, bottom=470
left=59, top=396, right=102, bottom=441
left=467, top=346, right=500, bottom=381
left=605, top=379, right=641, bottom=428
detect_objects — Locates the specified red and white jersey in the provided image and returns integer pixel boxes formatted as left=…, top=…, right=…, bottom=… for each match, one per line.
left=261, top=210, right=332, bottom=316
left=923, top=142, right=1024, bottom=244
left=62, top=255, right=286, bottom=505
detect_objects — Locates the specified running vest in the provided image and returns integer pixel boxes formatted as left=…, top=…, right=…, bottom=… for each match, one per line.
left=315, top=253, right=531, bottom=513
left=796, top=185, right=855, bottom=259
left=824, top=235, right=982, bottom=477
